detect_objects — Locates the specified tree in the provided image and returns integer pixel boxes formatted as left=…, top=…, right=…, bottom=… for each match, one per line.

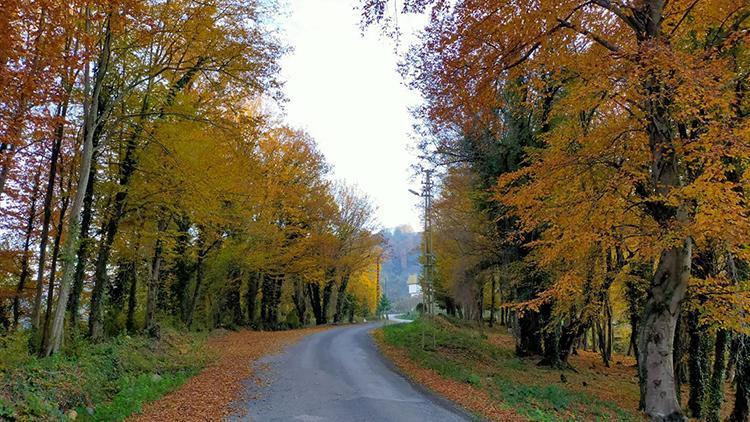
left=364, top=0, right=750, bottom=418
left=376, top=294, right=392, bottom=319
left=46, top=5, right=113, bottom=356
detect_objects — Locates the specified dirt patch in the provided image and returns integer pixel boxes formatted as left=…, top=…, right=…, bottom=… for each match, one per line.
left=373, top=330, right=526, bottom=422
left=128, top=327, right=328, bottom=421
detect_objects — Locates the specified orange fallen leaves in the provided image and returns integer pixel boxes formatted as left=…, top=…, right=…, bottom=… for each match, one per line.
left=128, top=327, right=328, bottom=422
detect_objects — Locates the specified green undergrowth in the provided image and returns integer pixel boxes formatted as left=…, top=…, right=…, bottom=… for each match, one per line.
left=381, top=317, right=640, bottom=421
left=0, top=326, right=209, bottom=421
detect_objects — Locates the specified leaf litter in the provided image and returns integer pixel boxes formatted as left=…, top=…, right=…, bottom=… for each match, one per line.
left=128, top=327, right=328, bottom=421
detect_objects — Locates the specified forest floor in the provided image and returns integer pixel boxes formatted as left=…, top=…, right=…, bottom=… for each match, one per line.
left=128, top=326, right=329, bottom=421
left=375, top=317, right=645, bottom=421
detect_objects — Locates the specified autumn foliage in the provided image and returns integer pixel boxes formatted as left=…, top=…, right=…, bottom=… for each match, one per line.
left=365, top=0, right=750, bottom=420
left=0, top=0, right=382, bottom=385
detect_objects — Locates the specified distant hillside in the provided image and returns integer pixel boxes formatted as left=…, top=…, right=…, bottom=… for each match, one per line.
left=380, top=225, right=422, bottom=302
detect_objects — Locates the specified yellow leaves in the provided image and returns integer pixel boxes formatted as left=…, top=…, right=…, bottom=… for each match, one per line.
left=687, top=275, right=750, bottom=334
left=348, top=262, right=380, bottom=314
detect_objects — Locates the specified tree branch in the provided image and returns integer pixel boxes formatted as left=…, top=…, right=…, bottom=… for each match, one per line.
left=557, top=18, right=622, bottom=53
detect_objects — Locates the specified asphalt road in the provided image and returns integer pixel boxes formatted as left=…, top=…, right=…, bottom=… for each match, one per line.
left=234, top=319, right=472, bottom=422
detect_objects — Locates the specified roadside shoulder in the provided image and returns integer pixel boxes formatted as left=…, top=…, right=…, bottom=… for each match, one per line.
left=371, top=328, right=525, bottom=422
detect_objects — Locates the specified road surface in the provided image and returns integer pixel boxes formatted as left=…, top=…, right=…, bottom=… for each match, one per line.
left=233, top=319, right=472, bottom=421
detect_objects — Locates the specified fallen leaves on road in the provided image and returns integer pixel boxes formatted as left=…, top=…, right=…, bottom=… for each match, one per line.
left=373, top=330, right=526, bottom=422
left=129, top=327, right=328, bottom=422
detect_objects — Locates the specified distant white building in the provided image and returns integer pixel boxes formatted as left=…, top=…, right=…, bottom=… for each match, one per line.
left=407, top=274, right=422, bottom=297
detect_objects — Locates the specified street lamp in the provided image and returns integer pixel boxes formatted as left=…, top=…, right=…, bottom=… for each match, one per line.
left=408, top=189, right=421, bottom=197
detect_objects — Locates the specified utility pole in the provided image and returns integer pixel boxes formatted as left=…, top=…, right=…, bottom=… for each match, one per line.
left=411, top=170, right=434, bottom=314
left=422, top=170, right=434, bottom=316
left=410, top=168, right=436, bottom=348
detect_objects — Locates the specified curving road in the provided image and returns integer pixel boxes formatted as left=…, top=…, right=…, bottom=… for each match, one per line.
left=233, top=319, right=472, bottom=422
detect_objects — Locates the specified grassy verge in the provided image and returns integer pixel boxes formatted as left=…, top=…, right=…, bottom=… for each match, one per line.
left=0, top=327, right=209, bottom=421
left=378, top=317, right=642, bottom=421
left=395, top=311, right=419, bottom=321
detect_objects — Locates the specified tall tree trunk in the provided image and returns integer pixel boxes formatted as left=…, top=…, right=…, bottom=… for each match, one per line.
left=67, top=132, right=98, bottom=325
left=731, top=334, right=749, bottom=422
left=272, top=275, right=283, bottom=326
left=597, top=317, right=608, bottom=367
left=110, top=260, right=132, bottom=311
left=125, top=260, right=138, bottom=333
left=0, top=299, right=11, bottom=330
left=556, top=318, right=586, bottom=364
left=624, top=273, right=646, bottom=362
left=348, top=295, right=355, bottom=324
left=636, top=242, right=691, bottom=420
left=605, top=295, right=613, bottom=363
left=246, top=272, right=260, bottom=327
left=45, top=16, right=112, bottom=356
left=186, top=255, right=206, bottom=329
left=14, top=171, right=42, bottom=327
left=321, top=269, right=336, bottom=324
left=260, top=273, right=284, bottom=328
left=0, top=143, right=14, bottom=202
left=705, top=329, right=729, bottom=422
left=172, top=216, right=192, bottom=321
left=538, top=304, right=563, bottom=368
left=673, top=313, right=685, bottom=405
left=292, top=276, right=306, bottom=326
left=145, top=218, right=167, bottom=337
left=333, top=272, right=350, bottom=323
left=307, top=283, right=323, bottom=325
left=631, top=1, right=692, bottom=418
left=515, top=310, right=543, bottom=357
left=31, top=98, right=69, bottom=333
left=477, top=284, right=484, bottom=327
left=87, top=109, right=142, bottom=341
left=223, top=266, right=243, bottom=327
left=41, top=176, right=70, bottom=348
left=489, top=273, right=496, bottom=327
left=583, top=328, right=589, bottom=352
left=687, top=310, right=709, bottom=418
left=88, top=234, right=114, bottom=340
left=184, top=233, right=221, bottom=328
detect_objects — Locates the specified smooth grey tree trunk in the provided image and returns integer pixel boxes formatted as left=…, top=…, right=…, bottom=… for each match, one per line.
left=31, top=99, right=67, bottom=332
left=45, top=14, right=112, bottom=356
left=637, top=242, right=691, bottom=421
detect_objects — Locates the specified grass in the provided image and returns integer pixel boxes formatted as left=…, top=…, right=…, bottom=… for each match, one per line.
left=395, top=311, right=420, bottom=321
left=380, top=317, right=642, bottom=421
left=0, top=327, right=209, bottom=421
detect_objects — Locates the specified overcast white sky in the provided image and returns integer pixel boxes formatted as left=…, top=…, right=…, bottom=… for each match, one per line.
left=276, top=0, right=425, bottom=230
